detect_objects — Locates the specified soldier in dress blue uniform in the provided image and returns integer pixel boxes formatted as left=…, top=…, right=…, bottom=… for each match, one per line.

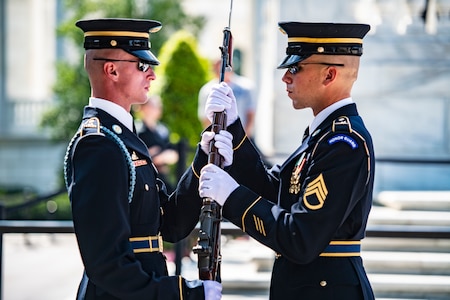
left=64, top=18, right=229, bottom=300
left=197, top=22, right=375, bottom=299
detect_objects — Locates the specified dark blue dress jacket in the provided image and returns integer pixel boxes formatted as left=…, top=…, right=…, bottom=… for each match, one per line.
left=192, top=103, right=375, bottom=300
left=66, top=107, right=206, bottom=300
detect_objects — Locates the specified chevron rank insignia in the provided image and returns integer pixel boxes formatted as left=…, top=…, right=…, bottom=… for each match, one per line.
left=303, top=174, right=328, bottom=210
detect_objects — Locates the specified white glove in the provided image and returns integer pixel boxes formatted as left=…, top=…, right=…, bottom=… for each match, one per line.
left=200, top=130, right=233, bottom=167
left=203, top=280, right=222, bottom=300
left=199, top=164, right=239, bottom=206
left=205, top=82, right=238, bottom=127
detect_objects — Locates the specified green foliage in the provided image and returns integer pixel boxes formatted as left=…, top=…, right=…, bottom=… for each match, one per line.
left=41, top=0, right=206, bottom=142
left=1, top=190, right=72, bottom=220
left=41, top=60, right=90, bottom=140
left=153, top=31, right=210, bottom=147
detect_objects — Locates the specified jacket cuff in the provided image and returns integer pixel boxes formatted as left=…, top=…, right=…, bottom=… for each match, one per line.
left=226, top=118, right=247, bottom=151
left=191, top=144, right=208, bottom=178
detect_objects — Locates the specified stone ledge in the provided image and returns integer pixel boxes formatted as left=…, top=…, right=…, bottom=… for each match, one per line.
left=376, top=191, right=450, bottom=211
left=370, top=273, right=450, bottom=299
left=363, top=251, right=450, bottom=275
left=368, top=206, right=450, bottom=226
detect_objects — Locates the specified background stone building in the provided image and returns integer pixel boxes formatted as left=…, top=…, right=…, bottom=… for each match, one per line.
left=0, top=0, right=65, bottom=193
left=1, top=0, right=449, bottom=195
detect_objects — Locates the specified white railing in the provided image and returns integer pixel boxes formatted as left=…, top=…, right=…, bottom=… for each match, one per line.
left=1, top=100, right=53, bottom=137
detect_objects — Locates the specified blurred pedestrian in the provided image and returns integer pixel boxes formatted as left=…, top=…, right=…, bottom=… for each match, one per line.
left=198, top=59, right=256, bottom=137
left=137, top=95, right=179, bottom=192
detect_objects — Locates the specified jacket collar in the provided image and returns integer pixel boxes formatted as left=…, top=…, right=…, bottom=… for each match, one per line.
left=280, top=103, right=359, bottom=171
left=309, top=98, right=353, bottom=134
left=309, top=103, right=358, bottom=137
left=83, top=106, right=150, bottom=159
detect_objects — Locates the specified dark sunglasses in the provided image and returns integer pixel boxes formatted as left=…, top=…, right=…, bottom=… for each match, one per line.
left=288, top=62, right=345, bottom=75
left=93, top=58, right=152, bottom=72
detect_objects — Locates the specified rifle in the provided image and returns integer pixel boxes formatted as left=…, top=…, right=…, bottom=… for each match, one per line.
left=192, top=0, right=233, bottom=282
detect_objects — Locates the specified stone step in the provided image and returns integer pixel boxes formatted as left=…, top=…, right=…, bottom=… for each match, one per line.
left=242, top=250, right=450, bottom=277
left=218, top=269, right=450, bottom=299
left=362, top=251, right=450, bottom=275
left=217, top=267, right=450, bottom=299
left=180, top=245, right=450, bottom=299
left=368, top=205, right=450, bottom=226
left=192, top=208, right=450, bottom=299
left=376, top=191, right=450, bottom=211
left=369, top=273, right=450, bottom=300
left=362, top=237, right=450, bottom=253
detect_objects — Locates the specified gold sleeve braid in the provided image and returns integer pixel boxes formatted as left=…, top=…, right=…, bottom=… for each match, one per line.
left=177, top=276, right=183, bottom=300
left=233, top=134, right=247, bottom=151
left=191, top=163, right=200, bottom=179
left=241, top=196, right=262, bottom=232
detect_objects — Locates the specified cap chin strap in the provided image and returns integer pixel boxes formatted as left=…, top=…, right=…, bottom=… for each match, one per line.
left=286, top=45, right=363, bottom=56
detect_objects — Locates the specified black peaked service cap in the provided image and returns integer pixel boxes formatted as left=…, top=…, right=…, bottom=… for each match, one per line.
left=278, top=22, right=370, bottom=69
left=76, top=18, right=162, bottom=65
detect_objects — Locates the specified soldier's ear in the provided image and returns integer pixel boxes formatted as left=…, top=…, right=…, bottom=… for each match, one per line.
left=104, top=62, right=118, bottom=80
left=323, top=67, right=337, bottom=85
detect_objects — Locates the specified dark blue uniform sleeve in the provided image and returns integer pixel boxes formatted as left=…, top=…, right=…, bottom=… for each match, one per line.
left=222, top=119, right=373, bottom=264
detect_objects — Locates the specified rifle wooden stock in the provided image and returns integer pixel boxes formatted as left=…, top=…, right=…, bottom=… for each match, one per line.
left=193, top=112, right=227, bottom=281
left=194, top=0, right=233, bottom=282
left=208, top=112, right=227, bottom=166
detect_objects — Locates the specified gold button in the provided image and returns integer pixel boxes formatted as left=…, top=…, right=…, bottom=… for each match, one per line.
left=320, top=280, right=327, bottom=287
left=144, top=184, right=149, bottom=191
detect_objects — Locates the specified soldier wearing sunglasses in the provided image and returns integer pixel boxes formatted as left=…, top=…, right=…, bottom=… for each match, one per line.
left=65, top=18, right=225, bottom=300
left=198, top=22, right=375, bottom=300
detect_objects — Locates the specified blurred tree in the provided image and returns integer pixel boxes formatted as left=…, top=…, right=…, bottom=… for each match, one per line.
left=152, top=30, right=210, bottom=147
left=41, top=0, right=206, bottom=141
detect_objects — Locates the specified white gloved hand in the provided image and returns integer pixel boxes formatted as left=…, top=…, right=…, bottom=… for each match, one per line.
left=200, top=130, right=233, bottom=167
left=199, top=164, right=239, bottom=206
left=203, top=280, right=222, bottom=300
left=200, top=131, right=215, bottom=155
left=205, top=82, right=238, bottom=127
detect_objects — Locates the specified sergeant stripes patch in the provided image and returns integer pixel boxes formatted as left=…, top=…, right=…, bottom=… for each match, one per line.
left=303, top=173, right=328, bottom=210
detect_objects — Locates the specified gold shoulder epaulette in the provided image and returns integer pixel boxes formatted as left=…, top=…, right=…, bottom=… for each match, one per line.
left=332, top=116, right=352, bottom=133
left=80, top=117, right=101, bottom=137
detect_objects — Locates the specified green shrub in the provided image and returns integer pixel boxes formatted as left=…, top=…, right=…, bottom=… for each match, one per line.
left=2, top=191, right=72, bottom=220
left=153, top=30, right=210, bottom=148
